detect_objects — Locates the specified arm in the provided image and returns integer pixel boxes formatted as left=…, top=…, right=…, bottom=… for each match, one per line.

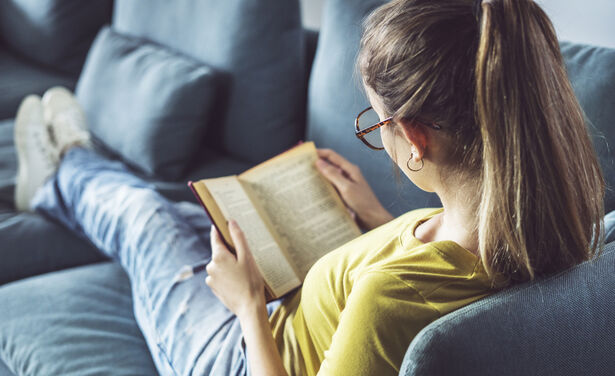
left=206, top=221, right=288, bottom=376
left=315, top=148, right=394, bottom=230
left=238, top=300, right=287, bottom=376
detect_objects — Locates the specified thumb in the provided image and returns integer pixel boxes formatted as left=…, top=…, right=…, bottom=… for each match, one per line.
left=228, top=220, right=251, bottom=263
left=316, top=158, right=350, bottom=191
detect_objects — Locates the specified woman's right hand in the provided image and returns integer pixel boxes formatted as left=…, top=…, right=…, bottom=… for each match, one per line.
left=316, top=148, right=394, bottom=231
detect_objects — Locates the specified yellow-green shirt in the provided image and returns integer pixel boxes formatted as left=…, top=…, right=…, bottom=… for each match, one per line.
left=269, top=208, right=494, bottom=376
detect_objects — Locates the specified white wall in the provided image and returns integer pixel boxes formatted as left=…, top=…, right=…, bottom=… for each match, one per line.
left=300, top=0, right=325, bottom=30
left=537, top=0, right=615, bottom=48
left=300, top=0, right=615, bottom=48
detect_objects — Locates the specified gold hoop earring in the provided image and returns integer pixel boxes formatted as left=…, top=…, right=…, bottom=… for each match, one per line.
left=407, top=153, right=424, bottom=172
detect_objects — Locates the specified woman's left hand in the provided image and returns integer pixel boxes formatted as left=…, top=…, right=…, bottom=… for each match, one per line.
left=206, top=220, right=266, bottom=319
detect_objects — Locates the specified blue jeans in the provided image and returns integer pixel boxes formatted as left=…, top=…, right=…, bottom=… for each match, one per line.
left=32, top=148, right=281, bottom=376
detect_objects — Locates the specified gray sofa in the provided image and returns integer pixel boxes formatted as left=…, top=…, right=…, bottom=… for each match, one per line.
left=0, top=0, right=614, bottom=375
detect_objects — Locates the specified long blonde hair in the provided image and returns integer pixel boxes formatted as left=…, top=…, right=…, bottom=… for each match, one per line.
left=358, top=0, right=605, bottom=286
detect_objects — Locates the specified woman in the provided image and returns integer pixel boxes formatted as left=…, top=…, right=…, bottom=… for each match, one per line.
left=13, top=0, right=604, bottom=375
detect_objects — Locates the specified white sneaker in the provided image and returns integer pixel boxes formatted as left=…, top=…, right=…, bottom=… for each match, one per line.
left=14, top=95, right=60, bottom=212
left=42, top=86, right=92, bottom=155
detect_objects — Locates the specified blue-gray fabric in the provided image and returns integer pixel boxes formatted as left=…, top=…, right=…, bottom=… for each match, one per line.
left=0, top=210, right=106, bottom=286
left=400, top=242, right=615, bottom=376
left=560, top=42, right=615, bottom=213
left=0, top=263, right=157, bottom=376
left=112, top=0, right=306, bottom=165
left=76, top=26, right=220, bottom=180
left=0, top=119, right=17, bottom=203
left=306, top=0, right=440, bottom=217
left=0, top=0, right=112, bottom=75
left=0, top=49, right=76, bottom=120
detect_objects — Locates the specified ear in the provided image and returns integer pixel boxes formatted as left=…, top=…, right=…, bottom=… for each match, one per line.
left=397, top=118, right=428, bottom=162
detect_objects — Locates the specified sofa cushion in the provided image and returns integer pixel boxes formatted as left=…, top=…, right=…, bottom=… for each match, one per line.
left=560, top=42, right=615, bottom=213
left=76, top=26, right=220, bottom=179
left=0, top=49, right=76, bottom=121
left=112, top=0, right=306, bottom=166
left=306, top=0, right=439, bottom=217
left=0, top=119, right=17, bottom=203
left=0, top=263, right=158, bottom=376
left=0, top=209, right=108, bottom=286
left=0, top=0, right=112, bottom=75
left=400, top=241, right=615, bottom=376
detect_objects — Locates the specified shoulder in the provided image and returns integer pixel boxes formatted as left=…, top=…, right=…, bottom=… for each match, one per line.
left=352, top=271, right=427, bottom=304
left=394, top=207, right=443, bottom=228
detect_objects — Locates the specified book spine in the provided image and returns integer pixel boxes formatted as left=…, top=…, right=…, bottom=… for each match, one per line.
left=187, top=181, right=234, bottom=254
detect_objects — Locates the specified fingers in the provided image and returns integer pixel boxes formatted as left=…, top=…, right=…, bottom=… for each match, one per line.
left=316, top=149, right=362, bottom=180
left=228, top=220, right=251, bottom=263
left=316, top=158, right=352, bottom=195
left=210, top=225, right=234, bottom=263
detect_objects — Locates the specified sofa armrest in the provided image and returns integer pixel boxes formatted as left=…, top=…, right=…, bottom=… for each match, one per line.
left=400, top=242, right=615, bottom=376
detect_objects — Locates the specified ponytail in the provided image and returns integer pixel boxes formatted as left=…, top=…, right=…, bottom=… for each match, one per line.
left=475, top=0, right=605, bottom=284
left=358, top=0, right=605, bottom=286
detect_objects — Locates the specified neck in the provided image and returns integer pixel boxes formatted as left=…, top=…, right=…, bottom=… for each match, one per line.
left=416, top=177, right=480, bottom=254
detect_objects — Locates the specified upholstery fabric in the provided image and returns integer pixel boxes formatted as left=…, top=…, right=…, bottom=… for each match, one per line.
left=0, top=210, right=107, bottom=286
left=0, top=263, right=158, bottom=376
left=0, top=50, right=75, bottom=120
left=306, top=0, right=440, bottom=217
left=76, top=26, right=220, bottom=179
left=400, top=242, right=615, bottom=376
left=560, top=42, right=615, bottom=212
left=0, top=119, right=105, bottom=285
left=0, top=119, right=17, bottom=203
left=0, top=0, right=112, bottom=75
left=112, top=0, right=306, bottom=165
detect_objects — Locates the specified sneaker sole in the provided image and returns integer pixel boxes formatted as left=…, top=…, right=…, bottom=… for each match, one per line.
left=14, top=95, right=48, bottom=211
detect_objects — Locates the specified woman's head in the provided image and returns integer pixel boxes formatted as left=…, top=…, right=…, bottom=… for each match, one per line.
left=358, top=0, right=605, bottom=285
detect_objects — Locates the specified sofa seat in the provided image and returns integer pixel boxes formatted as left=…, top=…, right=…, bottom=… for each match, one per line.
left=0, top=49, right=76, bottom=121
left=0, top=262, right=157, bottom=376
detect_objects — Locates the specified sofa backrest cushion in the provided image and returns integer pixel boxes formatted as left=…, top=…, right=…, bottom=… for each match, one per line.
left=76, top=27, right=219, bottom=180
left=560, top=42, right=615, bottom=213
left=111, top=0, right=306, bottom=166
left=0, top=0, right=112, bottom=75
left=400, top=242, right=615, bottom=376
left=306, top=0, right=439, bottom=217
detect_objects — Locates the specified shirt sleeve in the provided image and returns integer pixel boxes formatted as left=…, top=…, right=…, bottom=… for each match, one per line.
left=316, top=271, right=440, bottom=376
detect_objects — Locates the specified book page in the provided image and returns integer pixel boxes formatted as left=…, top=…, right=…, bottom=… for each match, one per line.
left=239, top=142, right=362, bottom=280
left=202, top=177, right=301, bottom=297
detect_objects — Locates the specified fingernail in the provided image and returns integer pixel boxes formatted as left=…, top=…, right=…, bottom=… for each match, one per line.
left=316, top=159, right=326, bottom=167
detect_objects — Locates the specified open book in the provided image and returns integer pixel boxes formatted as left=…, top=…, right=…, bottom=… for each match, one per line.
left=188, top=142, right=362, bottom=300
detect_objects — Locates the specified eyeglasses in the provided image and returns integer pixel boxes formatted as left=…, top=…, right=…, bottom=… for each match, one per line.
left=354, top=107, right=442, bottom=150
